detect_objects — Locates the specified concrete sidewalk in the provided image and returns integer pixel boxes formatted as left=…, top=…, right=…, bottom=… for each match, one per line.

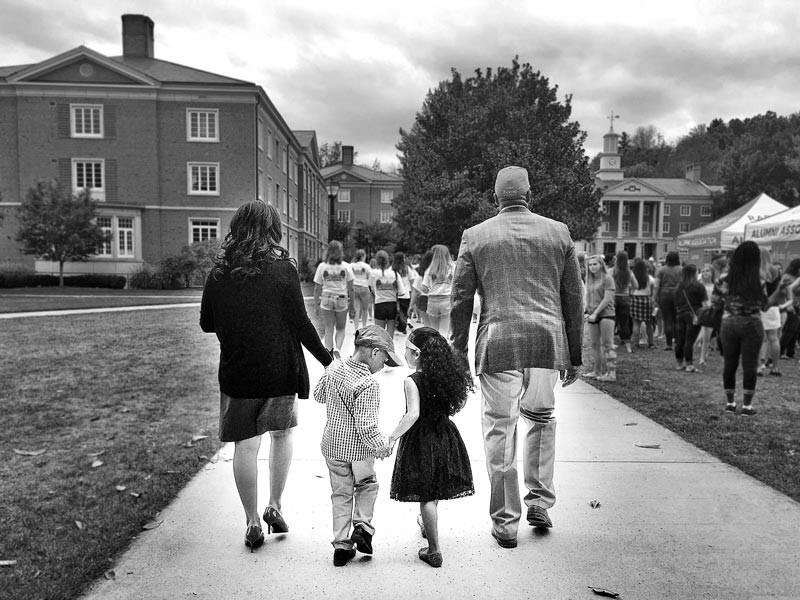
left=82, top=319, right=800, bottom=600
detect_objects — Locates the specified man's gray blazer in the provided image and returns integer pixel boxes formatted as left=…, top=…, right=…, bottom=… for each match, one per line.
left=450, top=205, right=584, bottom=375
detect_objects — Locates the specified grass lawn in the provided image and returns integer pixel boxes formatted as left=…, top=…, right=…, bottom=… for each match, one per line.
left=588, top=337, right=800, bottom=503
left=1, top=290, right=322, bottom=600
left=0, top=287, right=202, bottom=313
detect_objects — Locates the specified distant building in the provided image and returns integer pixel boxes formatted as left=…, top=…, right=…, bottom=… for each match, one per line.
left=320, top=145, right=403, bottom=256
left=0, top=14, right=330, bottom=275
left=589, top=121, right=724, bottom=260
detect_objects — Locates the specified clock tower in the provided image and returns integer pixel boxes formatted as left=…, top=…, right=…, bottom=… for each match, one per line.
left=596, top=111, right=625, bottom=183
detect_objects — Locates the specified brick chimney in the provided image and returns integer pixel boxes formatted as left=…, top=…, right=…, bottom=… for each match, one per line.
left=685, top=163, right=701, bottom=183
left=342, top=145, right=354, bottom=166
left=122, top=14, right=154, bottom=58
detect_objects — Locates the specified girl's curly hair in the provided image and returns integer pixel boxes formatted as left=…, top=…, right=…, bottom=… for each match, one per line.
left=212, top=201, right=291, bottom=282
left=408, top=326, right=473, bottom=416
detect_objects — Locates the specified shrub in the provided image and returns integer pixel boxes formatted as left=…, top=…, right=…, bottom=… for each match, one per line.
left=0, top=272, right=59, bottom=288
left=65, top=274, right=126, bottom=289
left=128, top=263, right=164, bottom=289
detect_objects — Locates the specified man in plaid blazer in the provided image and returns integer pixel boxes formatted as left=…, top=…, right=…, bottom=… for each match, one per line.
left=450, top=165, right=584, bottom=548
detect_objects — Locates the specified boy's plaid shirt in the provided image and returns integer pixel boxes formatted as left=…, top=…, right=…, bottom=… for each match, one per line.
left=313, top=358, right=386, bottom=461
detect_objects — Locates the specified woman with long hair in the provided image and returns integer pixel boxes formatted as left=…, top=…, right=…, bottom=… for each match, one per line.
left=200, top=201, right=332, bottom=551
left=583, top=254, right=617, bottom=381
left=757, top=247, right=782, bottom=376
left=370, top=249, right=404, bottom=337
left=710, top=241, right=767, bottom=415
left=654, top=251, right=682, bottom=350
left=612, top=251, right=635, bottom=353
left=673, top=264, right=707, bottom=372
left=696, top=264, right=717, bottom=365
left=350, top=249, right=372, bottom=329
left=421, top=245, right=455, bottom=335
left=410, top=249, right=433, bottom=327
left=313, top=240, right=355, bottom=359
left=630, top=258, right=655, bottom=349
left=393, top=251, right=415, bottom=334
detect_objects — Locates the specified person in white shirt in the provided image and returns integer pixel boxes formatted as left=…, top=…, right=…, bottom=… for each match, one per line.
left=421, top=244, right=454, bottom=335
left=393, top=251, right=416, bottom=334
left=314, top=240, right=354, bottom=359
left=350, top=249, right=372, bottom=329
left=369, top=250, right=405, bottom=338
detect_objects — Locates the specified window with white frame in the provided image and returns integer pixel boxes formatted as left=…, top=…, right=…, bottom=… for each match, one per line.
left=117, top=217, right=134, bottom=257
left=73, top=158, right=105, bottom=201
left=281, top=147, right=287, bottom=173
left=680, top=205, right=691, bottom=216
left=380, top=210, right=393, bottom=223
left=663, top=205, right=671, bottom=216
left=187, top=109, right=218, bottom=142
left=71, top=104, right=103, bottom=138
left=642, top=222, right=651, bottom=233
left=623, top=204, right=630, bottom=216
left=282, top=188, right=288, bottom=214
left=701, top=205, right=712, bottom=217
left=381, top=190, right=394, bottom=204
left=267, top=130, right=273, bottom=158
left=188, top=162, right=219, bottom=195
left=258, top=169, right=264, bottom=200
left=602, top=221, right=610, bottom=232
left=338, top=189, right=351, bottom=203
left=338, top=210, right=350, bottom=222
left=190, top=219, right=219, bottom=243
left=267, top=176, right=274, bottom=205
left=257, top=118, right=264, bottom=151
left=290, top=158, right=297, bottom=183
left=622, top=221, right=630, bottom=233
left=663, top=222, right=671, bottom=233
left=290, top=194, right=296, bottom=219
left=97, top=216, right=112, bottom=256
left=643, top=205, right=651, bottom=216
left=679, top=222, right=690, bottom=233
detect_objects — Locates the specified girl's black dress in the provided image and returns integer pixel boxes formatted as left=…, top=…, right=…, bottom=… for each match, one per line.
left=390, top=372, right=474, bottom=502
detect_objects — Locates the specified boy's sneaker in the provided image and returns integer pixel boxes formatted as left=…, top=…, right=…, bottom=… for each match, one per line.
left=333, top=548, right=356, bottom=567
left=350, top=525, right=373, bottom=554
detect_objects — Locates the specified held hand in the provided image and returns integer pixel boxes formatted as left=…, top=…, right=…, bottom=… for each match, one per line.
left=560, top=367, right=579, bottom=388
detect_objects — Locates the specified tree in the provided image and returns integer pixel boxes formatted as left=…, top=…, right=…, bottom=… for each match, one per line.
left=396, top=57, right=601, bottom=252
left=16, top=181, right=108, bottom=286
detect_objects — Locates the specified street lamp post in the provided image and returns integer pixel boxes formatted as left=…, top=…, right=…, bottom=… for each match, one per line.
left=326, top=182, right=340, bottom=243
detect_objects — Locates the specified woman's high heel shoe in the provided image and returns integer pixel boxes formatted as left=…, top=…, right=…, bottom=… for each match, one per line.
left=263, top=506, right=289, bottom=534
left=244, top=525, right=264, bottom=552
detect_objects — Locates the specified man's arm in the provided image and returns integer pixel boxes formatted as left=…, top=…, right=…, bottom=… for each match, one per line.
left=560, top=240, right=584, bottom=368
left=450, top=232, right=477, bottom=358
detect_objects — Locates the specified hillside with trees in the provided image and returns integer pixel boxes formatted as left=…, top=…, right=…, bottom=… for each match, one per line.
left=593, top=111, right=800, bottom=217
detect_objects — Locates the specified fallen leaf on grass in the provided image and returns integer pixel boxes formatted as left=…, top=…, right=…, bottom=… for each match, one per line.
left=75, top=521, right=85, bottom=530
left=104, top=570, right=116, bottom=580
left=589, top=586, right=620, bottom=598
left=115, top=485, right=127, bottom=492
left=120, top=407, right=130, bottom=413
left=88, top=450, right=105, bottom=458
left=635, top=444, right=661, bottom=449
left=590, top=500, right=601, bottom=508
left=13, top=448, right=46, bottom=457
left=191, top=435, right=209, bottom=443
left=0, top=560, right=18, bottom=567
left=142, top=519, right=163, bottom=531
left=624, top=422, right=638, bottom=426
left=129, top=492, right=141, bottom=498
left=91, top=459, right=104, bottom=468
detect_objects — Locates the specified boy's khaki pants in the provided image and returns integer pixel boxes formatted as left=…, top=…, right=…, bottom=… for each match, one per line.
left=325, top=457, right=378, bottom=549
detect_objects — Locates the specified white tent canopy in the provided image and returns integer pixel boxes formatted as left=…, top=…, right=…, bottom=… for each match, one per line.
left=677, top=193, right=787, bottom=251
left=744, top=203, right=800, bottom=243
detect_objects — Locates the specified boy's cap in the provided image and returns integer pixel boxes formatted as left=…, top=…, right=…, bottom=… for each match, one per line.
left=354, top=325, right=403, bottom=366
left=495, top=166, right=530, bottom=198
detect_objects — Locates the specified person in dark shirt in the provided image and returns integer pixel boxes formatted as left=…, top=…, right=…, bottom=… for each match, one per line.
left=673, top=264, right=707, bottom=372
left=200, top=201, right=332, bottom=552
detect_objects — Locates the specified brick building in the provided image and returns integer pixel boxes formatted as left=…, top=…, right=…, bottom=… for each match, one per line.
left=320, top=145, right=403, bottom=256
left=589, top=122, right=724, bottom=261
left=0, top=14, right=330, bottom=275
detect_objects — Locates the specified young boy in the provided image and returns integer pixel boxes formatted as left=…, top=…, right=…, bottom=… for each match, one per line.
left=313, top=325, right=402, bottom=567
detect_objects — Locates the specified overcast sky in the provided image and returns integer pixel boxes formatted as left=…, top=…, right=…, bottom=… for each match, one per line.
left=2, top=0, right=799, bottom=170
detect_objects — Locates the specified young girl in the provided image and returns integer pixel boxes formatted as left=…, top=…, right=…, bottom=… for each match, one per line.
left=387, top=327, right=474, bottom=568
left=584, top=254, right=616, bottom=381
left=630, top=258, right=655, bottom=349
left=696, top=264, right=717, bottom=365
left=421, top=245, right=455, bottom=335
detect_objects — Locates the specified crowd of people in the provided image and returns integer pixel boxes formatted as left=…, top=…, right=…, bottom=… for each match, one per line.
left=580, top=245, right=800, bottom=415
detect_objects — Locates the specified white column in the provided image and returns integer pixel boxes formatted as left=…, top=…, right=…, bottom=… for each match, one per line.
left=638, top=200, right=644, bottom=241
left=617, top=201, right=624, bottom=240
left=658, top=200, right=665, bottom=248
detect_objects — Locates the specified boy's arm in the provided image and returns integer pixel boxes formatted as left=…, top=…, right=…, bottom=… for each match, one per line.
left=352, top=379, right=387, bottom=453
left=313, top=369, right=328, bottom=404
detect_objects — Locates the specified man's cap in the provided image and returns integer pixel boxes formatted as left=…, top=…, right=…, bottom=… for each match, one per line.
left=354, top=325, right=403, bottom=366
left=495, top=166, right=530, bottom=199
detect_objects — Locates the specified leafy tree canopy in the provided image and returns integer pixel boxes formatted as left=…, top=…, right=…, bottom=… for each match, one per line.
left=16, top=181, right=108, bottom=285
left=395, top=57, right=601, bottom=252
